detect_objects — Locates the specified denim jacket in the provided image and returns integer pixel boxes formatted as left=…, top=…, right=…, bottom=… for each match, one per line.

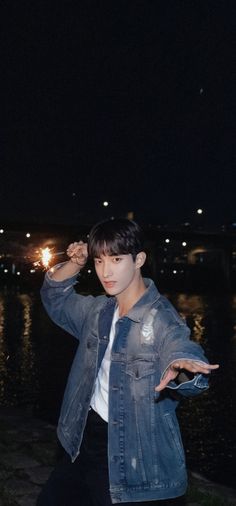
left=41, top=271, right=209, bottom=503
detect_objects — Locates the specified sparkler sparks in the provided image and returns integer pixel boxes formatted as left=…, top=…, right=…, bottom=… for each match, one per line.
left=31, top=248, right=66, bottom=269
left=39, top=248, right=65, bottom=268
left=6, top=245, right=67, bottom=271
left=41, top=247, right=52, bottom=268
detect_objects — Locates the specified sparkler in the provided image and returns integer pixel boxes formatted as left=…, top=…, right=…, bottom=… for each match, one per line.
left=0, top=244, right=67, bottom=277
left=34, top=248, right=66, bottom=269
left=41, top=247, right=52, bottom=268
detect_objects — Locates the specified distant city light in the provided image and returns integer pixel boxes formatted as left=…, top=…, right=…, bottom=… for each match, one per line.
left=30, top=269, right=36, bottom=274
left=127, top=211, right=134, bottom=220
left=0, top=229, right=4, bottom=234
left=4, top=269, right=8, bottom=273
left=182, top=242, right=187, bottom=247
left=87, top=269, right=92, bottom=274
left=103, top=201, right=109, bottom=207
left=197, top=209, right=203, bottom=215
left=173, top=270, right=177, bottom=274
left=165, top=238, right=170, bottom=243
left=16, top=271, right=20, bottom=276
left=26, top=233, right=31, bottom=238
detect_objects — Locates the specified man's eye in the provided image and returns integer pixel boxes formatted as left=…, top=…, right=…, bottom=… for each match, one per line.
left=113, top=257, right=122, bottom=263
left=94, top=259, right=102, bottom=265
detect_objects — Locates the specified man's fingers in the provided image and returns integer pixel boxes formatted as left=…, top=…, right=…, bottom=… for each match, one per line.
left=155, top=381, right=166, bottom=392
left=155, top=376, right=177, bottom=392
left=66, top=241, right=88, bottom=266
left=155, top=368, right=179, bottom=392
left=67, top=242, right=80, bottom=256
left=172, top=361, right=220, bottom=374
left=67, top=242, right=88, bottom=257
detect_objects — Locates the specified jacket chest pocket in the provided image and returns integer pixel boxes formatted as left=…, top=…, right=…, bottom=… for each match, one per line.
left=125, top=357, right=159, bottom=380
left=125, top=357, right=159, bottom=402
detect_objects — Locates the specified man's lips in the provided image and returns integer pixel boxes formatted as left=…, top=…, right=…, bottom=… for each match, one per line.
left=103, top=281, right=116, bottom=288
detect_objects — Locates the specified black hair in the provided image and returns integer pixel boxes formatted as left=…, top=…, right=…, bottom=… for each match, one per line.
left=88, top=218, right=145, bottom=261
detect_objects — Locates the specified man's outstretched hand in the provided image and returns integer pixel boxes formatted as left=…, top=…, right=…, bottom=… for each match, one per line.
left=155, top=360, right=219, bottom=392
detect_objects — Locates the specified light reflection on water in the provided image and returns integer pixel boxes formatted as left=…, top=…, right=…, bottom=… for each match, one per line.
left=18, top=294, right=36, bottom=400
left=0, top=296, right=7, bottom=401
left=169, top=291, right=236, bottom=489
left=174, top=293, right=206, bottom=342
left=0, top=287, right=235, bottom=488
left=0, top=291, right=37, bottom=407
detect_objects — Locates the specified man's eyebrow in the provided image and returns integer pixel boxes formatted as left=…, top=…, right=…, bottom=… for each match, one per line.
left=94, top=253, right=123, bottom=258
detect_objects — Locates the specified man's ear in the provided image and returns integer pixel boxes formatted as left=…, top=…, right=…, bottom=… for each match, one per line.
left=135, top=252, right=146, bottom=269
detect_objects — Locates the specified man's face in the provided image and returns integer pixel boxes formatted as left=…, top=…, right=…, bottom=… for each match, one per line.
left=94, top=253, right=139, bottom=297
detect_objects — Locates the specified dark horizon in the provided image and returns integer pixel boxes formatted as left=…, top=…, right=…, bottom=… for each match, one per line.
left=1, top=2, right=235, bottom=225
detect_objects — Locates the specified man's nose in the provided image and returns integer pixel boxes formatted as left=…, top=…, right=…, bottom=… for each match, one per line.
left=103, top=261, right=112, bottom=277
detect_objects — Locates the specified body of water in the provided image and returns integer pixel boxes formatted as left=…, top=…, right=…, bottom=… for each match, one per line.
left=0, top=284, right=235, bottom=488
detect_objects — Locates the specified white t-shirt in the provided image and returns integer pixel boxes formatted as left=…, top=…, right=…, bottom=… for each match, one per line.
left=90, top=306, right=119, bottom=422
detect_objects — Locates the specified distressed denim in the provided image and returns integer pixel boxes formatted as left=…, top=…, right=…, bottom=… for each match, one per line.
left=37, top=409, right=186, bottom=506
left=41, top=272, right=209, bottom=503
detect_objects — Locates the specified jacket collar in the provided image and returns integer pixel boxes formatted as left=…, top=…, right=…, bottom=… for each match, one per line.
left=101, top=278, right=160, bottom=323
left=126, top=278, right=160, bottom=323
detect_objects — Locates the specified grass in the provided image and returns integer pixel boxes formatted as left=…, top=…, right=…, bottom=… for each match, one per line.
left=187, top=483, right=234, bottom=505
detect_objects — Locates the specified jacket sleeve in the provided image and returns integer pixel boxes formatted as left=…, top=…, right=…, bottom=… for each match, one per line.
left=40, top=268, right=96, bottom=340
left=158, top=317, right=209, bottom=398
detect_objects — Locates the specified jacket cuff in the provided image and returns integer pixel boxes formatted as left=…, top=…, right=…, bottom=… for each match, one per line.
left=166, top=372, right=209, bottom=393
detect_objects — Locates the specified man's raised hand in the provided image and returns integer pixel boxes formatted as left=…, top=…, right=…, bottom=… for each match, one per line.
left=67, top=241, right=88, bottom=268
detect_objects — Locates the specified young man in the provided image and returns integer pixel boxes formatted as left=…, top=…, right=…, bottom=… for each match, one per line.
left=37, top=219, right=219, bottom=506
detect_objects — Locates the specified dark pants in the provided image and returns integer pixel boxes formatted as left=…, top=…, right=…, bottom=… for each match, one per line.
left=37, top=409, right=186, bottom=506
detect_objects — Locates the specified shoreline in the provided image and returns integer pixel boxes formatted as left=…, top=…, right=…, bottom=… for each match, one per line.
left=0, top=407, right=235, bottom=506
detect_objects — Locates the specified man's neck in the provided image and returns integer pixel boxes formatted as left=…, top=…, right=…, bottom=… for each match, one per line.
left=116, top=277, right=146, bottom=317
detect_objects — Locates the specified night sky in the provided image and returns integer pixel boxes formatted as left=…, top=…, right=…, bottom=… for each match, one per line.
left=1, top=1, right=235, bottom=227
